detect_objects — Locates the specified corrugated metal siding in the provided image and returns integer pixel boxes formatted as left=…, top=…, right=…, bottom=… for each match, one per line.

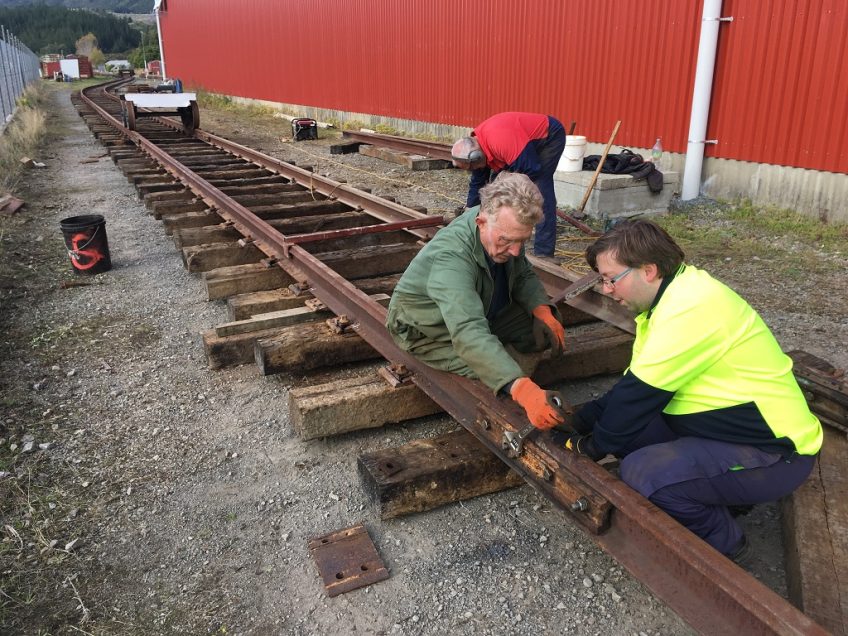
left=711, top=0, right=848, bottom=171
left=160, top=0, right=847, bottom=173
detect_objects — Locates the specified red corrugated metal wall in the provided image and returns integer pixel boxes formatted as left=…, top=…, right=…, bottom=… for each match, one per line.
left=160, top=0, right=847, bottom=173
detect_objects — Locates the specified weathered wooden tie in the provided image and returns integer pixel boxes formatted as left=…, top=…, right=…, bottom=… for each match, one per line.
left=358, top=429, right=526, bottom=519
left=781, top=426, right=848, bottom=635
left=290, top=321, right=631, bottom=439
left=227, top=274, right=401, bottom=320
left=290, top=370, right=442, bottom=440
left=255, top=319, right=383, bottom=376
left=203, top=294, right=391, bottom=369
left=358, top=144, right=452, bottom=171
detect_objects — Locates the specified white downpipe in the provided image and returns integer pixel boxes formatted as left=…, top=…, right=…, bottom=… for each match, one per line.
left=154, top=3, right=167, bottom=81
left=682, top=0, right=727, bottom=200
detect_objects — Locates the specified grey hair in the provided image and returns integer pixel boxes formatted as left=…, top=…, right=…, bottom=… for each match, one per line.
left=479, top=172, right=543, bottom=226
left=451, top=137, right=481, bottom=161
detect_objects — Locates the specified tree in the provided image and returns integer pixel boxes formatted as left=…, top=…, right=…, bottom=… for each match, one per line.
left=76, top=32, right=98, bottom=57
left=89, top=47, right=106, bottom=68
left=128, top=24, right=160, bottom=69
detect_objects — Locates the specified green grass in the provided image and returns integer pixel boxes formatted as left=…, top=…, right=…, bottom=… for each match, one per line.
left=195, top=89, right=279, bottom=118
left=727, top=199, right=848, bottom=251
left=656, top=199, right=847, bottom=276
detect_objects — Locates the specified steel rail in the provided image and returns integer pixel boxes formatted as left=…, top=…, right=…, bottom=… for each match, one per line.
left=78, top=81, right=826, bottom=635
left=341, top=130, right=454, bottom=161
left=194, top=128, right=441, bottom=241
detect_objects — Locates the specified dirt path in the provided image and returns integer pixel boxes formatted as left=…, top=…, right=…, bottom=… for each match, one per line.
left=1, top=84, right=845, bottom=635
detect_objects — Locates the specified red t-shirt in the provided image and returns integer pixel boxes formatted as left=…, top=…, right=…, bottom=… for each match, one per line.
left=473, top=112, right=550, bottom=171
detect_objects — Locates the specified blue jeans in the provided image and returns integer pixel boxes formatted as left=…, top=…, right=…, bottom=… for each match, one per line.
left=532, top=117, right=565, bottom=256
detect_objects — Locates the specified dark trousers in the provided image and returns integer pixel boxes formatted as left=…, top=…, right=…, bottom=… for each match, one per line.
left=532, top=117, right=565, bottom=256
left=402, top=302, right=536, bottom=378
left=618, top=416, right=817, bottom=556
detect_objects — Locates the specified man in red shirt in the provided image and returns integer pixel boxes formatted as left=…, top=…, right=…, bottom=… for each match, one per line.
left=452, top=112, right=566, bottom=257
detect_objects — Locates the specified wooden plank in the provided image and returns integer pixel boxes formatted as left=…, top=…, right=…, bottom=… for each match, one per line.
left=137, top=181, right=183, bottom=196
left=249, top=200, right=351, bottom=221
left=206, top=295, right=389, bottom=368
left=228, top=288, right=308, bottom=321
left=216, top=294, right=390, bottom=337
left=216, top=182, right=302, bottom=197
left=162, top=210, right=223, bottom=232
left=319, top=243, right=419, bottom=280
left=358, top=144, right=451, bottom=171
left=193, top=168, right=271, bottom=181
left=143, top=190, right=192, bottom=211
left=290, top=320, right=631, bottom=439
left=290, top=372, right=442, bottom=440
left=358, top=429, right=525, bottom=519
left=227, top=274, right=400, bottom=320
left=535, top=321, right=634, bottom=385
left=781, top=426, right=848, bottom=635
left=330, top=141, right=364, bottom=154
left=173, top=224, right=240, bottom=248
left=203, top=325, right=294, bottom=370
left=229, top=191, right=320, bottom=207
left=151, top=199, right=209, bottom=220
left=204, top=263, right=294, bottom=301
left=182, top=242, right=265, bottom=273
left=255, top=323, right=381, bottom=376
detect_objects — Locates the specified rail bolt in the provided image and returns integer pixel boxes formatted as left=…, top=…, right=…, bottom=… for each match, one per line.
left=570, top=497, right=589, bottom=512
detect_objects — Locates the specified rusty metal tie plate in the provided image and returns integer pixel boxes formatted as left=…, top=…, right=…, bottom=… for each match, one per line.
left=308, top=523, right=389, bottom=597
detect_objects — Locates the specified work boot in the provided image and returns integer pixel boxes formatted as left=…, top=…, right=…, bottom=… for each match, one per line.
left=728, top=504, right=755, bottom=518
left=729, top=534, right=753, bottom=567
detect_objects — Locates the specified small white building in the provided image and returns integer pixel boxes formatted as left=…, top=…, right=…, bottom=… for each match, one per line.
left=105, top=59, right=132, bottom=71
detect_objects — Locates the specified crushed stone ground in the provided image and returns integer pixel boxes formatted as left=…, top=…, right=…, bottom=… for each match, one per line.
left=1, top=84, right=846, bottom=635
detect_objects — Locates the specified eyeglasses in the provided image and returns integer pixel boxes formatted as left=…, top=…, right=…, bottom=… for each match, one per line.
left=601, top=267, right=633, bottom=288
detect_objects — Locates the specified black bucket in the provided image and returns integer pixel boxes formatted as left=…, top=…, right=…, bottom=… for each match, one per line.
left=59, top=214, right=112, bottom=275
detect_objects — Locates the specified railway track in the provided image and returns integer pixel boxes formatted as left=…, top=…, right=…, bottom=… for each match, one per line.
left=71, top=77, right=825, bottom=635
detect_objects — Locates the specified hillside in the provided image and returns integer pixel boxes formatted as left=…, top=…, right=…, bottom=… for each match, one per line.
left=0, top=0, right=151, bottom=12
left=0, top=5, right=141, bottom=54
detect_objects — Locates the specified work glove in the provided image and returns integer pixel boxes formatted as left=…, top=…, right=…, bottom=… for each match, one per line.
left=510, top=377, right=566, bottom=430
left=562, top=432, right=605, bottom=461
left=532, top=305, right=565, bottom=357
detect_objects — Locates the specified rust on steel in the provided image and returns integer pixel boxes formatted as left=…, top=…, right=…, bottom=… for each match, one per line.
left=191, top=128, right=440, bottom=242
left=280, top=215, right=444, bottom=257
left=342, top=130, right=453, bottom=161
left=78, top=80, right=828, bottom=635
left=529, top=256, right=635, bottom=334
left=308, top=523, right=389, bottom=597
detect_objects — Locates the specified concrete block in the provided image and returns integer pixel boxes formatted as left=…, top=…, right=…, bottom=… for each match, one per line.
left=554, top=170, right=680, bottom=220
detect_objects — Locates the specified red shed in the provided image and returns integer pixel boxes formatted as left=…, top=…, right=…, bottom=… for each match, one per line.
left=66, top=55, right=94, bottom=78
left=156, top=0, right=848, bottom=219
left=41, top=61, right=61, bottom=79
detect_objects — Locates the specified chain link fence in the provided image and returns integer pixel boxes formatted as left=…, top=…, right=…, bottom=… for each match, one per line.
left=0, top=25, right=41, bottom=133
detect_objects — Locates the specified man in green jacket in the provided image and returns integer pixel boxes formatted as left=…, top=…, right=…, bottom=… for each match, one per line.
left=386, top=172, right=566, bottom=429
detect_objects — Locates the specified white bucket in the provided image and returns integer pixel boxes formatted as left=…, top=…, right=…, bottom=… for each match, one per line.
left=558, top=135, right=587, bottom=172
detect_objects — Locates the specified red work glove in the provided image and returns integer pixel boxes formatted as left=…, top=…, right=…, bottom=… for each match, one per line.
left=532, top=305, right=565, bottom=357
left=510, top=377, right=565, bottom=430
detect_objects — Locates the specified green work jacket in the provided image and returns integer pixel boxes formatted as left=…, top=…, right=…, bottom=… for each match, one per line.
left=386, top=206, right=550, bottom=392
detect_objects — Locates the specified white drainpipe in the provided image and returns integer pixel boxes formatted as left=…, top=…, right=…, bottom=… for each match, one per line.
left=154, top=1, right=167, bottom=81
left=682, top=0, right=732, bottom=200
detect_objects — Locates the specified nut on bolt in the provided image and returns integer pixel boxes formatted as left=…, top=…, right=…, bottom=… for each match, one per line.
left=570, top=497, right=589, bottom=512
